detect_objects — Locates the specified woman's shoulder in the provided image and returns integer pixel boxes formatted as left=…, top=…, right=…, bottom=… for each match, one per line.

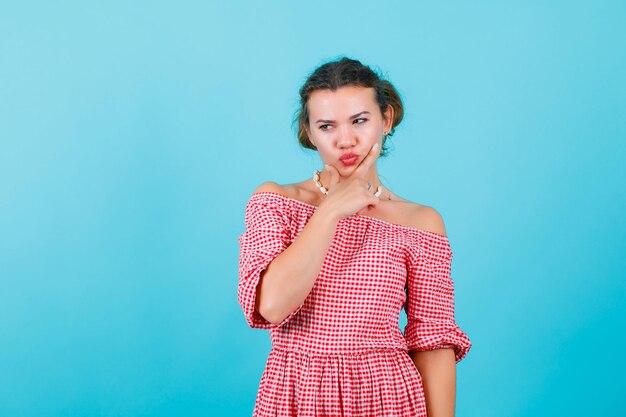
left=404, top=202, right=447, bottom=237
left=246, top=182, right=293, bottom=208
left=253, top=181, right=288, bottom=196
left=397, top=197, right=451, bottom=261
left=252, top=181, right=321, bottom=206
left=383, top=191, right=448, bottom=237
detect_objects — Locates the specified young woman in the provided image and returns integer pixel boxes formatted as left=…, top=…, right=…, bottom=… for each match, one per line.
left=237, top=57, right=472, bottom=417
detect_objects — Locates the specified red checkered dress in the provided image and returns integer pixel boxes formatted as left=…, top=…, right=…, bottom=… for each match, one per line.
left=238, top=191, right=472, bottom=417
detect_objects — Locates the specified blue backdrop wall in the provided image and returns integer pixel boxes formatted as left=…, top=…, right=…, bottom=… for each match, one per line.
left=1, top=1, right=624, bottom=416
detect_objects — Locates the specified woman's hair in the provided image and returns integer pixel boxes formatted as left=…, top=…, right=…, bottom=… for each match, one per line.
left=293, top=57, right=404, bottom=158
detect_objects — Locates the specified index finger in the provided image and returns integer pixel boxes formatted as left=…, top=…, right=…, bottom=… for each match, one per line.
left=351, top=142, right=380, bottom=178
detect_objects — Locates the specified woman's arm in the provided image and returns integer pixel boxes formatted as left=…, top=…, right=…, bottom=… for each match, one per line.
left=411, top=348, right=457, bottom=417
left=253, top=184, right=340, bottom=325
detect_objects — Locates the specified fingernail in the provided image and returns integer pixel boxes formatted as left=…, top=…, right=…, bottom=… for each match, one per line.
left=324, top=164, right=330, bottom=171
left=373, top=143, right=379, bottom=151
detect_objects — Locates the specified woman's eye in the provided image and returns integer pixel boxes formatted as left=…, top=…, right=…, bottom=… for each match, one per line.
left=354, top=118, right=368, bottom=124
left=319, top=124, right=331, bottom=131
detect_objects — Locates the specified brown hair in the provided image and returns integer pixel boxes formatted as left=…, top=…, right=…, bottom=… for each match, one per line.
left=293, top=57, right=404, bottom=158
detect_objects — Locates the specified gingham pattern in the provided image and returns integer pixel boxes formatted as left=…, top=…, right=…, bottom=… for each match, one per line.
left=238, top=192, right=472, bottom=417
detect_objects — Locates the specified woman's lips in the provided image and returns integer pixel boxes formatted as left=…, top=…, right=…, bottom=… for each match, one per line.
left=339, top=153, right=359, bottom=166
left=340, top=155, right=358, bottom=166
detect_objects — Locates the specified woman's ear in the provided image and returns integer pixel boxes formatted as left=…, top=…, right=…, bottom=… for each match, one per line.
left=384, top=104, right=394, bottom=132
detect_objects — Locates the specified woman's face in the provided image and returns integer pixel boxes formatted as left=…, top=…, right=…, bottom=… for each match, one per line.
left=306, top=85, right=392, bottom=175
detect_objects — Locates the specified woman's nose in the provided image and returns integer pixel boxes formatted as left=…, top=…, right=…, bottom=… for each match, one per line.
left=336, top=125, right=356, bottom=148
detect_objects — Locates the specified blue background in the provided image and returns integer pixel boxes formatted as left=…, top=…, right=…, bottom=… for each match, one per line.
left=1, top=1, right=624, bottom=416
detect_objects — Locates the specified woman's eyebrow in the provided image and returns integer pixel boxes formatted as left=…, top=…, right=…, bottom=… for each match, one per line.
left=315, top=111, right=370, bottom=124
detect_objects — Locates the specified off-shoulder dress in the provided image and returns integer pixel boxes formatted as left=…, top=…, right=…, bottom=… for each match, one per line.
left=237, top=191, right=472, bottom=417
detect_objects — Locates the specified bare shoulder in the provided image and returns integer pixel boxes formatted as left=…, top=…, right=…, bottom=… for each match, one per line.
left=253, top=181, right=318, bottom=205
left=413, top=205, right=447, bottom=236
left=396, top=197, right=447, bottom=236
left=253, top=181, right=288, bottom=196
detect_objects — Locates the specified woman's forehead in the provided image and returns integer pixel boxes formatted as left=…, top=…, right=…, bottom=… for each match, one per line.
left=308, top=86, right=377, bottom=117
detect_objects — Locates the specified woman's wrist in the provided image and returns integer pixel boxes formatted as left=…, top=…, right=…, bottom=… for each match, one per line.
left=312, top=204, right=341, bottom=227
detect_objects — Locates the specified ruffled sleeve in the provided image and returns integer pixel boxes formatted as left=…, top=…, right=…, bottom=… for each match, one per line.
left=403, top=232, right=472, bottom=363
left=237, top=192, right=303, bottom=330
